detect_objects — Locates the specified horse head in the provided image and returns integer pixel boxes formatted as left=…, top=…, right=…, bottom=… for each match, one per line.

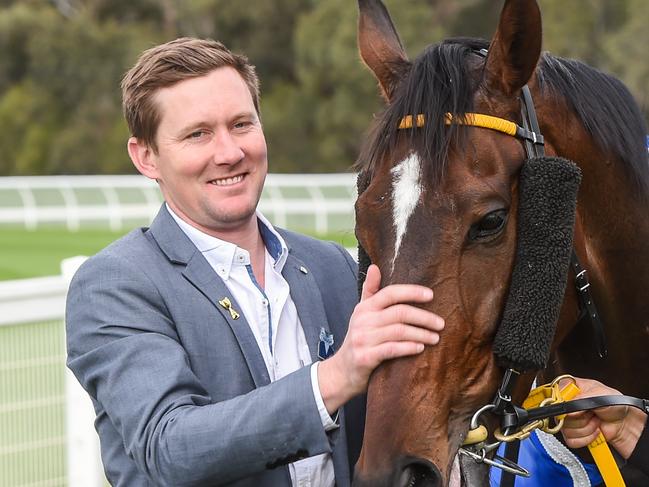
left=353, top=0, right=649, bottom=486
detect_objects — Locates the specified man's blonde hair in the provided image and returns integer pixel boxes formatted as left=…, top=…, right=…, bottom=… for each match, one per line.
left=121, top=37, right=260, bottom=152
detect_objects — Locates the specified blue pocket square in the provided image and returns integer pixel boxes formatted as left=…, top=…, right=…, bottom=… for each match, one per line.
left=318, top=327, right=335, bottom=360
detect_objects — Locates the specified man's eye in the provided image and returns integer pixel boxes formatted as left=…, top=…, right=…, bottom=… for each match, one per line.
left=188, top=131, right=207, bottom=139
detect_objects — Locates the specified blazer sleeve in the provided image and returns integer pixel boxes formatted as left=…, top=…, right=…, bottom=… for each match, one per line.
left=66, top=252, right=333, bottom=486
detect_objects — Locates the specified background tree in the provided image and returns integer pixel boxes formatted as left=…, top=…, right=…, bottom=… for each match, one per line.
left=0, top=0, right=645, bottom=175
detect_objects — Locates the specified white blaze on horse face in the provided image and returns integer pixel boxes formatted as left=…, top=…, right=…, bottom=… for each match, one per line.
left=390, top=152, right=423, bottom=272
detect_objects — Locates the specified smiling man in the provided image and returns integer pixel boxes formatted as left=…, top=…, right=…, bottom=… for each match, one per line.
left=65, top=38, right=445, bottom=487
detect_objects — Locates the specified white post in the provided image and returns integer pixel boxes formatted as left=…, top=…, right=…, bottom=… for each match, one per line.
left=62, top=256, right=105, bottom=487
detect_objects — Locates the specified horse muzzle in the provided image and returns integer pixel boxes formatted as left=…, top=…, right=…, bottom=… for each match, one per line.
left=353, top=457, right=443, bottom=487
left=353, top=453, right=491, bottom=487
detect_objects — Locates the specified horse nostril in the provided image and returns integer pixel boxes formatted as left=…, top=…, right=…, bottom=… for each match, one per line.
left=400, top=461, right=442, bottom=487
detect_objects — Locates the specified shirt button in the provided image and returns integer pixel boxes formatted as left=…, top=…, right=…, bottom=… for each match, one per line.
left=262, top=298, right=269, bottom=306
left=237, top=255, right=245, bottom=262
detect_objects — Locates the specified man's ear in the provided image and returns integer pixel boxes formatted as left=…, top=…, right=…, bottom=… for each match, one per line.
left=127, top=137, right=159, bottom=180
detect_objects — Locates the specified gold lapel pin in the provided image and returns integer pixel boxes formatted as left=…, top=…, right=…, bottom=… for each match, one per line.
left=218, top=297, right=240, bottom=320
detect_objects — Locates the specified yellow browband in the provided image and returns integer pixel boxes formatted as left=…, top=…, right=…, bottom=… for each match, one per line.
left=399, top=113, right=518, bottom=137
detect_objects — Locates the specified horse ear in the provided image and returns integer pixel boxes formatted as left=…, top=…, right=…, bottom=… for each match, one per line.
left=357, top=0, right=409, bottom=101
left=484, top=0, right=542, bottom=95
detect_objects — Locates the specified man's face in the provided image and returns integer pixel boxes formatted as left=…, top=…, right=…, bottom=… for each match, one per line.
left=143, top=67, right=267, bottom=235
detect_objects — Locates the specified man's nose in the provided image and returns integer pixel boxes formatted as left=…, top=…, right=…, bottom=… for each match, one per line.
left=212, top=131, right=245, bottom=165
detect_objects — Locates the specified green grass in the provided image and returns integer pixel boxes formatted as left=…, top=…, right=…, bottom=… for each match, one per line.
left=0, top=226, right=357, bottom=281
left=0, top=227, right=130, bottom=280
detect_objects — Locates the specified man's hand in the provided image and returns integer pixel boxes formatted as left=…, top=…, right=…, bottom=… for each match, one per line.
left=318, top=264, right=445, bottom=414
left=562, top=377, right=648, bottom=459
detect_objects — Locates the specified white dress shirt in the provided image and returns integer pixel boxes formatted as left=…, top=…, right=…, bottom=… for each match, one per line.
left=167, top=205, right=337, bottom=487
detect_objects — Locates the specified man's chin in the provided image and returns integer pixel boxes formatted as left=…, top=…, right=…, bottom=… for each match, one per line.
left=200, top=207, right=259, bottom=232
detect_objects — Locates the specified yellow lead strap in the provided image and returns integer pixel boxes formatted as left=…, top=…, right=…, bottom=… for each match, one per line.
left=588, top=433, right=625, bottom=487
left=524, top=378, right=625, bottom=487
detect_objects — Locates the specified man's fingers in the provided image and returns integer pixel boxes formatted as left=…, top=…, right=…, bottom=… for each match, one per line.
left=367, top=323, right=441, bottom=347
left=564, top=429, right=601, bottom=449
left=564, top=417, right=599, bottom=438
left=364, top=283, right=434, bottom=310
left=361, top=264, right=381, bottom=301
left=563, top=412, right=600, bottom=447
left=564, top=410, right=590, bottom=424
left=574, top=377, right=621, bottom=397
left=367, top=304, right=445, bottom=332
left=596, top=405, right=629, bottom=423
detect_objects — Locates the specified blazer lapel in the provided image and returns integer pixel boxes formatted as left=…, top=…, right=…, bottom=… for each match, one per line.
left=148, top=205, right=271, bottom=387
left=282, top=252, right=332, bottom=363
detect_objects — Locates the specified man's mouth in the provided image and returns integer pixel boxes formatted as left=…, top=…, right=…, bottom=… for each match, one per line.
left=209, top=174, right=245, bottom=186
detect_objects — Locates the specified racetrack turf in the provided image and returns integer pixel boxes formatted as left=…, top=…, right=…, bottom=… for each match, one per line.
left=0, top=227, right=356, bottom=281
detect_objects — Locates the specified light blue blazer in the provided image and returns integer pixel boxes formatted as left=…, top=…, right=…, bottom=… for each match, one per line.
left=66, top=205, right=364, bottom=486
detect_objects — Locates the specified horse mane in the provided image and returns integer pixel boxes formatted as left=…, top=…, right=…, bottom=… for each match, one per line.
left=538, top=54, right=649, bottom=195
left=357, top=37, right=649, bottom=195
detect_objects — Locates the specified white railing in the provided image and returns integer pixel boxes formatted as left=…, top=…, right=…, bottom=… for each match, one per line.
left=0, top=259, right=104, bottom=487
left=0, top=276, right=68, bottom=326
left=0, top=176, right=162, bottom=232
left=0, top=174, right=357, bottom=234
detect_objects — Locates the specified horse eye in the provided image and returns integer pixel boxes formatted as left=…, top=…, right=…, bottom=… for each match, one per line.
left=468, top=209, right=508, bottom=242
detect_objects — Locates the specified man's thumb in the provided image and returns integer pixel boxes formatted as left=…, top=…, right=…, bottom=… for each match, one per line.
left=361, top=264, right=381, bottom=301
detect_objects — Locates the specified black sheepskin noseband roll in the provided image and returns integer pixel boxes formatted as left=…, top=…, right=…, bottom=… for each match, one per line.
left=493, top=157, right=582, bottom=372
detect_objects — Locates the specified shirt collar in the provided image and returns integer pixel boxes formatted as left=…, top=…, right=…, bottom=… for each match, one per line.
left=166, top=203, right=288, bottom=279
left=256, top=211, right=288, bottom=270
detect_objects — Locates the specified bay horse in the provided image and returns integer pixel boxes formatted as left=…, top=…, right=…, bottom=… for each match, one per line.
left=352, top=0, right=649, bottom=486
